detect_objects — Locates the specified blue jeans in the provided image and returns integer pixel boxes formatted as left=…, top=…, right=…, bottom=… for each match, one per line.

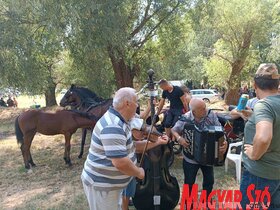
left=240, top=168, right=280, bottom=209
left=183, top=160, right=214, bottom=197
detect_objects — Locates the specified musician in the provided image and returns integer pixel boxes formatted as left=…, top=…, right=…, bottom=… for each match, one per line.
left=122, top=100, right=154, bottom=210
left=157, top=79, right=188, bottom=138
left=81, top=87, right=168, bottom=210
left=241, top=63, right=280, bottom=209
left=171, top=98, right=228, bottom=197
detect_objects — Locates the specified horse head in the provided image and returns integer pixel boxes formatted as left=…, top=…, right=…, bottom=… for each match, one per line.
left=59, top=85, right=104, bottom=109
left=59, top=85, right=81, bottom=108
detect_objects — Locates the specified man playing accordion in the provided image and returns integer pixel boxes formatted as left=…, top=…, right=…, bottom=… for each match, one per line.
left=171, top=98, right=228, bottom=198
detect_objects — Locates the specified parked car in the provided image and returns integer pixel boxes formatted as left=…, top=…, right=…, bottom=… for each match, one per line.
left=169, top=80, right=184, bottom=87
left=190, top=89, right=221, bottom=103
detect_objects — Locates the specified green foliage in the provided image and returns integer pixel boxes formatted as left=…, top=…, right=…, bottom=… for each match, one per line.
left=204, top=57, right=231, bottom=87
left=0, top=0, right=65, bottom=96
left=0, top=0, right=279, bottom=103
left=200, top=0, right=279, bottom=92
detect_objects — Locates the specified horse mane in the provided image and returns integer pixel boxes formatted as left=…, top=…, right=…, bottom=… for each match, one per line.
left=73, top=86, right=104, bottom=102
left=67, top=109, right=99, bottom=122
left=85, top=98, right=113, bottom=112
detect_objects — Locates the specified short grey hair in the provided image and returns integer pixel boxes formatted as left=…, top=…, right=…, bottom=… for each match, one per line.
left=113, top=87, right=136, bottom=109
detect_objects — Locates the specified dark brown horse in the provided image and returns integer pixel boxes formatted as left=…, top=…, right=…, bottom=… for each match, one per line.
left=60, top=85, right=112, bottom=158
left=15, top=109, right=98, bottom=170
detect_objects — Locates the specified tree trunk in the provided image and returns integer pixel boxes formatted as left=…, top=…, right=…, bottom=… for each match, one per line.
left=224, top=29, right=253, bottom=105
left=224, top=61, right=243, bottom=105
left=108, top=46, right=139, bottom=89
left=44, top=82, right=57, bottom=107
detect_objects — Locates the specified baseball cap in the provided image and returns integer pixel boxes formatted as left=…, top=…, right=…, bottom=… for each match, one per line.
left=255, top=63, right=279, bottom=79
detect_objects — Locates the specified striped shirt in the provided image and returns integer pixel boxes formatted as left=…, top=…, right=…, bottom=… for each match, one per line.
left=81, top=107, right=142, bottom=190
left=172, top=109, right=221, bottom=164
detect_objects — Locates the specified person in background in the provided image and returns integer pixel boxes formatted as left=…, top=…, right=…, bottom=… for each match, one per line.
left=156, top=79, right=188, bottom=138
left=6, top=96, right=14, bottom=107
left=13, top=96, right=18, bottom=108
left=180, top=85, right=192, bottom=111
left=230, top=97, right=259, bottom=121
left=241, top=63, right=280, bottom=209
left=0, top=97, right=7, bottom=107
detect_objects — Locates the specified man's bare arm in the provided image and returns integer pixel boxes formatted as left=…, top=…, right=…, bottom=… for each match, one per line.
left=180, top=95, right=188, bottom=112
left=111, top=157, right=144, bottom=179
left=156, top=98, right=165, bottom=115
left=244, top=121, right=272, bottom=160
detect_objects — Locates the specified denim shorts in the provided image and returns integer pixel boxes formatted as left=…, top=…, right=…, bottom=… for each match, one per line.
left=122, top=178, right=136, bottom=197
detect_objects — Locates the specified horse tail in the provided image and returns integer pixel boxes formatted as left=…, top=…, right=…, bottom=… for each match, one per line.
left=15, top=116, right=24, bottom=145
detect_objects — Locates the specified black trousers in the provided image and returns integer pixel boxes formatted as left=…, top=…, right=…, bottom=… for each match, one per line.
left=183, top=159, right=214, bottom=197
left=164, top=108, right=183, bottom=128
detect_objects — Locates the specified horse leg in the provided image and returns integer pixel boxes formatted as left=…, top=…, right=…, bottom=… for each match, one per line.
left=26, top=132, right=37, bottom=167
left=21, top=133, right=35, bottom=170
left=20, top=144, right=30, bottom=170
left=64, top=133, right=72, bottom=166
left=28, top=154, right=36, bottom=167
left=26, top=132, right=37, bottom=168
left=78, top=128, right=87, bottom=159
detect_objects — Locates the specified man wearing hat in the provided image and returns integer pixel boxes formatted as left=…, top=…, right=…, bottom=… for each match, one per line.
left=241, top=63, right=280, bottom=209
left=156, top=79, right=188, bottom=138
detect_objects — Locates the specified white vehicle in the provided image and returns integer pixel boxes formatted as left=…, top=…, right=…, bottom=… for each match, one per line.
left=190, top=89, right=221, bottom=103
left=169, top=80, right=184, bottom=87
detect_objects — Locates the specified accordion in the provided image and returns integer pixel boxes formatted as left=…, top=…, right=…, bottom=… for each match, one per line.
left=183, top=123, right=225, bottom=166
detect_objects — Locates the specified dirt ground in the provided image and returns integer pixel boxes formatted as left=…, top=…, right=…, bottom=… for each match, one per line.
left=0, top=104, right=239, bottom=210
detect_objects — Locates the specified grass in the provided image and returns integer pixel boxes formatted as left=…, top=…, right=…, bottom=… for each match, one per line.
left=0, top=98, right=240, bottom=210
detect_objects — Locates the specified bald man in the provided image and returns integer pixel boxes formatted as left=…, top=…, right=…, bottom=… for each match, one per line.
left=172, top=98, right=228, bottom=197
left=81, top=87, right=168, bottom=210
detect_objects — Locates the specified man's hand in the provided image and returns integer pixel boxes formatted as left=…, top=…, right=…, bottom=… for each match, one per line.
left=156, top=135, right=169, bottom=145
left=137, top=167, right=145, bottom=180
left=178, top=137, right=190, bottom=148
left=244, top=144, right=255, bottom=160
left=241, top=107, right=253, bottom=119
left=219, top=140, right=228, bottom=155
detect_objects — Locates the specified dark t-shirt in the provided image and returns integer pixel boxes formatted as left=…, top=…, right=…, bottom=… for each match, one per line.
left=162, top=86, right=184, bottom=110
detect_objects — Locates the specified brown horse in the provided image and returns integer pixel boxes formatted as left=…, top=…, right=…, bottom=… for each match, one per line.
left=60, top=85, right=112, bottom=158
left=15, top=109, right=98, bottom=170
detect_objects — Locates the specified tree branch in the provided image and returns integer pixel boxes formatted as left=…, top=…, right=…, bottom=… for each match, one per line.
left=214, top=52, right=233, bottom=65
left=129, top=0, right=154, bottom=39
left=223, top=15, right=241, bottom=48
left=132, top=1, right=180, bottom=57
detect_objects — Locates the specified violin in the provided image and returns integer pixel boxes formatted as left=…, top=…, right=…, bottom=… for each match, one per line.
left=132, top=125, right=162, bottom=142
left=132, top=69, right=180, bottom=210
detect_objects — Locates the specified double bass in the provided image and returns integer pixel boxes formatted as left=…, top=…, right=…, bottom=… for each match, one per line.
left=133, top=69, right=180, bottom=210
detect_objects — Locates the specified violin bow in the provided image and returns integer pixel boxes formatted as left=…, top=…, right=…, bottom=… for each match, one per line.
left=139, top=69, right=157, bottom=167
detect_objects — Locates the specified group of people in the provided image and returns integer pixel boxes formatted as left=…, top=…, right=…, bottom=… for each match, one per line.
left=80, top=63, right=280, bottom=210
left=0, top=96, right=17, bottom=107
